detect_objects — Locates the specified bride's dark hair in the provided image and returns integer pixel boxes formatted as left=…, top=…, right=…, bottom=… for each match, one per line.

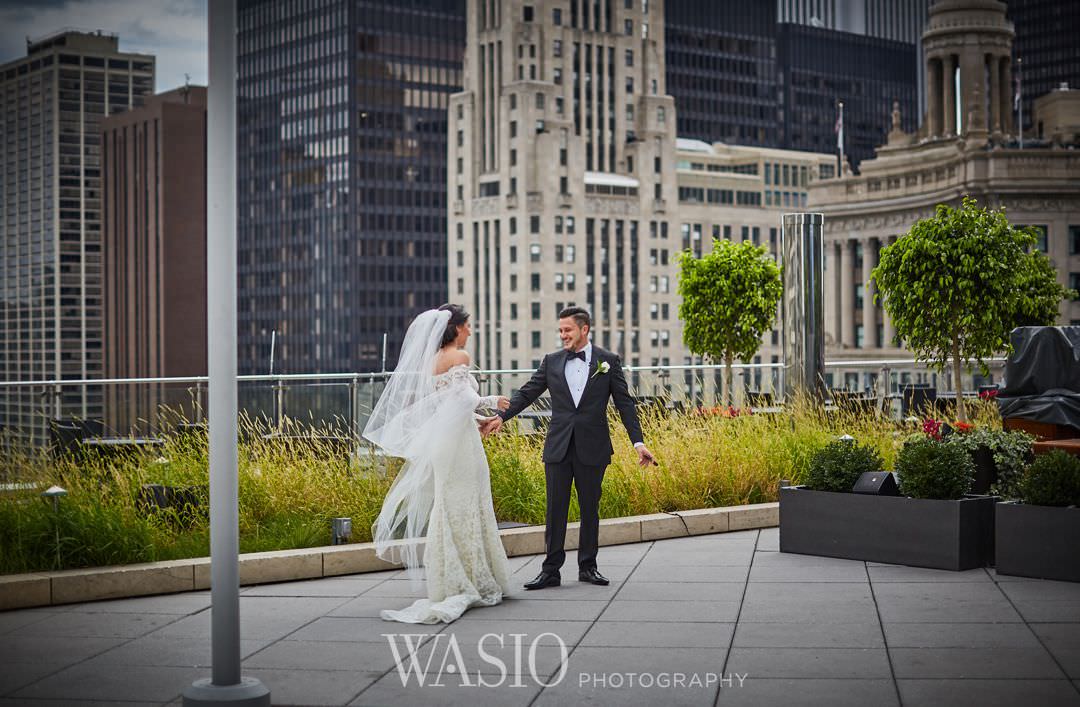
left=437, top=303, right=470, bottom=348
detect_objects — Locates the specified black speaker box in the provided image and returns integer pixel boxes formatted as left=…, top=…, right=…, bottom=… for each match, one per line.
left=852, top=471, right=899, bottom=496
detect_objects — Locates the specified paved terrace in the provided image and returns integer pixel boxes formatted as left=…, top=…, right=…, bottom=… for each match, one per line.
left=1, top=528, right=1079, bottom=706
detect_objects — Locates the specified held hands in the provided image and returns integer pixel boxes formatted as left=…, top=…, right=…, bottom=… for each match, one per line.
left=496, top=396, right=510, bottom=411
left=479, top=416, right=504, bottom=438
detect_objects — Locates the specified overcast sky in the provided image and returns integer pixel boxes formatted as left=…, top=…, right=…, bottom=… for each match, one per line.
left=0, top=0, right=208, bottom=92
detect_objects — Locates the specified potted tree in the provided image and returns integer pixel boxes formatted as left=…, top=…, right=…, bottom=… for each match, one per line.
left=871, top=197, right=1070, bottom=422
left=677, top=238, right=782, bottom=408
left=996, top=450, right=1080, bottom=582
left=781, top=435, right=996, bottom=570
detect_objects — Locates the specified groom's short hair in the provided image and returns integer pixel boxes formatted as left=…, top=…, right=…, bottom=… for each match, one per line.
left=558, top=306, right=591, bottom=330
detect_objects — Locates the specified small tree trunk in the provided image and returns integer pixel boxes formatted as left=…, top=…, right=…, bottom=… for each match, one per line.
left=724, top=351, right=734, bottom=408
left=952, top=335, right=967, bottom=422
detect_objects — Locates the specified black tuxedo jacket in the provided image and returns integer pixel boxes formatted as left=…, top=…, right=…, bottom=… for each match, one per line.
left=499, top=345, right=643, bottom=466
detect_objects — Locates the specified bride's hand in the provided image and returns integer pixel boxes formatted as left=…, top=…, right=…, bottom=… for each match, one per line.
left=496, top=396, right=510, bottom=411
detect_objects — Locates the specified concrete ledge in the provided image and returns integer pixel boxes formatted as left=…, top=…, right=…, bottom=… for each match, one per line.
left=51, top=560, right=194, bottom=605
left=0, top=572, right=51, bottom=610
left=0, top=502, right=778, bottom=609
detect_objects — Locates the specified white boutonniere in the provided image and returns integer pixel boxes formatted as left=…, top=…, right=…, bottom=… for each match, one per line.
left=591, top=360, right=610, bottom=379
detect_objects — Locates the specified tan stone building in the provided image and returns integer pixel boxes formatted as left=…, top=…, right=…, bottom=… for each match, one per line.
left=448, top=0, right=833, bottom=397
left=809, top=0, right=1080, bottom=393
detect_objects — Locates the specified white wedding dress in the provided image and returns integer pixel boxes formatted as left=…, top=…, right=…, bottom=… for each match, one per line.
left=378, top=363, right=514, bottom=624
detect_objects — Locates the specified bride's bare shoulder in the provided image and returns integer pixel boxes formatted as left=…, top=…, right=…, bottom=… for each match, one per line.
left=433, top=348, right=471, bottom=375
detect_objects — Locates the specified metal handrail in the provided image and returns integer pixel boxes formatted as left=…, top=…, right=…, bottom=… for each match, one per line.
left=0, top=357, right=1006, bottom=388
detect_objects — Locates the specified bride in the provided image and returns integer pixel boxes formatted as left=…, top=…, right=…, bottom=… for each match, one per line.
left=363, top=304, right=515, bottom=623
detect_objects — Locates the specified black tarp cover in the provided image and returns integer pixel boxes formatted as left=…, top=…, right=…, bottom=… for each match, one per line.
left=997, top=326, right=1080, bottom=430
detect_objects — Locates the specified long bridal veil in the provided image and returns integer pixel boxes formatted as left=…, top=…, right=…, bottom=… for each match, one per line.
left=362, top=308, right=453, bottom=575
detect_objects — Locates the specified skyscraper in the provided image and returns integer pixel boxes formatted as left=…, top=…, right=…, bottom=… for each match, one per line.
left=449, top=0, right=678, bottom=371
left=235, top=0, right=465, bottom=376
left=101, top=86, right=207, bottom=432
left=663, top=1, right=924, bottom=170
left=1006, top=0, right=1080, bottom=137
left=0, top=31, right=154, bottom=442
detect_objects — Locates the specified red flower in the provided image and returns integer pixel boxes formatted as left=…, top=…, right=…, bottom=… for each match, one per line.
left=954, top=421, right=974, bottom=434
left=922, top=418, right=943, bottom=440
left=978, top=389, right=999, bottom=400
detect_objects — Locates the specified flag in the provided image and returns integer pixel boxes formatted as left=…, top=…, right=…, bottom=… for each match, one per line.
left=1014, top=71, right=1021, bottom=111
left=835, top=102, right=844, bottom=150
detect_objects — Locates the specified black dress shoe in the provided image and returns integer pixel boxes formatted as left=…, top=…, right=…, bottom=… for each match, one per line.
left=578, top=568, right=610, bottom=585
left=524, top=571, right=561, bottom=590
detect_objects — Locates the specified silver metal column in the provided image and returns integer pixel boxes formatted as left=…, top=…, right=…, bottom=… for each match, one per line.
left=183, top=1, right=269, bottom=704
left=781, top=213, right=826, bottom=402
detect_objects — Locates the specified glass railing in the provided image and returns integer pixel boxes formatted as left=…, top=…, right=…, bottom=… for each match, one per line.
left=0, top=357, right=1006, bottom=453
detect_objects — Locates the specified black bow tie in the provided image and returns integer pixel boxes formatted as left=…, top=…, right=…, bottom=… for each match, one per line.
left=567, top=349, right=587, bottom=362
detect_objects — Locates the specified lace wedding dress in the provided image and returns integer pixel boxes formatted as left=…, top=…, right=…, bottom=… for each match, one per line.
left=377, top=363, right=514, bottom=624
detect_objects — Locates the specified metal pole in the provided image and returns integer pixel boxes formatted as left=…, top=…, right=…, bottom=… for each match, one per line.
left=184, top=1, right=268, bottom=704
left=781, top=213, right=826, bottom=402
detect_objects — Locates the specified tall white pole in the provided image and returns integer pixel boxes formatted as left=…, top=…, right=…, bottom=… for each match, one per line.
left=184, top=2, right=269, bottom=704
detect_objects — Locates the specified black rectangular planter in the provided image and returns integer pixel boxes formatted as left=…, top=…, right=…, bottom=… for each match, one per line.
left=995, top=502, right=1080, bottom=582
left=779, top=486, right=997, bottom=571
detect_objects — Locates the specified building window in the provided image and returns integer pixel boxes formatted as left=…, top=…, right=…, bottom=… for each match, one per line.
left=510, top=121, right=518, bottom=138
left=457, top=278, right=464, bottom=294
left=510, top=93, right=517, bottom=110
left=531, top=273, right=541, bottom=291
left=457, top=223, right=464, bottom=240
left=510, top=149, right=517, bottom=166
left=560, top=176, right=568, bottom=194
left=524, top=5, right=534, bottom=21
left=626, top=104, right=634, bottom=122
left=654, top=156, right=661, bottom=173
left=510, top=274, right=518, bottom=291
left=510, top=177, right=517, bottom=194
left=560, top=148, right=568, bottom=165
left=625, top=49, right=633, bottom=67
left=627, top=155, right=634, bottom=172
left=530, top=243, right=542, bottom=261
left=554, top=39, right=563, bottom=57
left=566, top=216, right=575, bottom=233
left=511, top=331, right=519, bottom=348
left=531, top=216, right=541, bottom=233
left=554, top=68, right=563, bottom=85
left=456, top=130, right=463, bottom=146
left=536, top=93, right=545, bottom=109
left=553, top=7, right=562, bottom=24
left=510, top=245, right=518, bottom=263
left=1071, top=225, right=1080, bottom=255
left=555, top=96, right=564, bottom=114
left=531, top=302, right=541, bottom=320
left=510, top=303, right=519, bottom=319
left=625, top=18, right=633, bottom=35
left=626, top=76, right=633, bottom=94
left=657, top=107, right=665, bottom=123
left=532, top=331, right=542, bottom=347
left=509, top=217, right=517, bottom=234
left=856, top=324, right=865, bottom=349
left=567, top=273, right=576, bottom=290
left=456, top=251, right=464, bottom=267
left=566, top=245, right=576, bottom=262
left=555, top=273, right=565, bottom=290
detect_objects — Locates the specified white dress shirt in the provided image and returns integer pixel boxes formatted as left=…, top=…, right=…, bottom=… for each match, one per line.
left=563, top=342, right=592, bottom=407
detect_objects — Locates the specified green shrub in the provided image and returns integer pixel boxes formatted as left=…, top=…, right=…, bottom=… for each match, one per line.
left=804, top=438, right=884, bottom=493
left=945, top=427, right=1034, bottom=499
left=896, top=437, right=974, bottom=500
left=1020, top=451, right=1080, bottom=507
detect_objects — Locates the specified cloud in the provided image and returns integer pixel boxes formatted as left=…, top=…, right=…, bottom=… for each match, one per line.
left=0, top=0, right=208, bottom=91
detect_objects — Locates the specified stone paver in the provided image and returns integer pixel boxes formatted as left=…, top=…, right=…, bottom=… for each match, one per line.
left=1, top=529, right=1078, bottom=706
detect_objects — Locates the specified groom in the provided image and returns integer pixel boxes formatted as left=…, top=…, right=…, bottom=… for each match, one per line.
left=484, top=306, right=655, bottom=589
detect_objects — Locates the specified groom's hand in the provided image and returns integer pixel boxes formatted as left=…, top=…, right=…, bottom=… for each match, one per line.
left=480, top=416, right=503, bottom=437
left=636, top=445, right=656, bottom=467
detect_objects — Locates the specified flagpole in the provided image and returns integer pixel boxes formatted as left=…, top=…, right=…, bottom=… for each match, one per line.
left=1017, top=57, right=1023, bottom=149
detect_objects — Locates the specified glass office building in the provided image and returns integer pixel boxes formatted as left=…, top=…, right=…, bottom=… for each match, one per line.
left=1007, top=0, right=1080, bottom=136
left=236, top=0, right=465, bottom=376
left=0, top=31, right=154, bottom=442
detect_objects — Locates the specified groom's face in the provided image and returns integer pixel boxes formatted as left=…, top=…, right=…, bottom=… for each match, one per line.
left=558, top=317, right=589, bottom=351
